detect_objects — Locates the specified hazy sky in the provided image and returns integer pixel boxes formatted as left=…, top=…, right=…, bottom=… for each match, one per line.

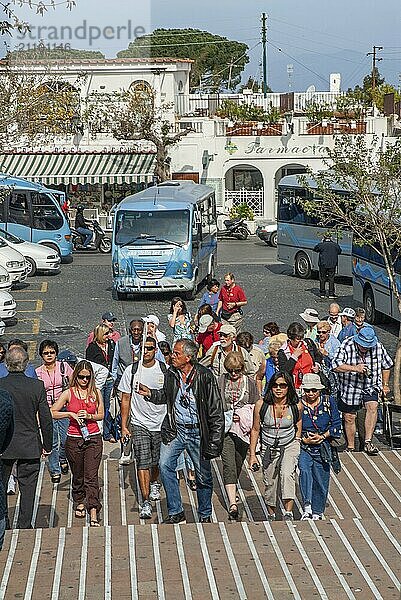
left=5, top=0, right=401, bottom=91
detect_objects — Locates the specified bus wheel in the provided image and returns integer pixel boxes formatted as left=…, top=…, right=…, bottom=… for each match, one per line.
left=113, top=288, right=127, bottom=301
left=364, top=288, right=383, bottom=324
left=295, top=252, right=311, bottom=279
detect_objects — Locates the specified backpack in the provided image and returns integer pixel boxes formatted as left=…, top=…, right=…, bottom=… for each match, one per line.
left=259, top=401, right=299, bottom=436
left=59, top=360, right=70, bottom=392
left=129, top=359, right=167, bottom=395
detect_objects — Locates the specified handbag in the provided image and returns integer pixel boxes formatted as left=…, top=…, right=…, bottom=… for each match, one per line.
left=329, top=434, right=346, bottom=448
left=59, top=361, right=70, bottom=392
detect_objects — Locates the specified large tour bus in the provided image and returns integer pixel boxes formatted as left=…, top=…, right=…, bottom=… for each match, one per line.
left=353, top=242, right=401, bottom=324
left=0, top=174, right=72, bottom=260
left=277, top=174, right=353, bottom=278
left=112, top=180, right=217, bottom=299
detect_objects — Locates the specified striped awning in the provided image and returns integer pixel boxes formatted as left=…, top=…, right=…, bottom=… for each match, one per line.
left=0, top=152, right=156, bottom=185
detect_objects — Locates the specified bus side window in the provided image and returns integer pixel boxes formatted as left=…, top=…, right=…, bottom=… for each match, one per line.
left=192, top=214, right=200, bottom=245
left=9, top=192, right=31, bottom=226
left=32, top=193, right=63, bottom=230
left=201, top=200, right=209, bottom=237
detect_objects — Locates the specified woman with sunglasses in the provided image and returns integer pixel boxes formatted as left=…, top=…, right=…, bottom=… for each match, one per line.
left=249, top=371, right=302, bottom=521
left=168, top=297, right=194, bottom=344
left=299, top=373, right=341, bottom=520
left=51, top=360, right=104, bottom=526
left=36, top=339, right=73, bottom=483
left=219, top=352, right=258, bottom=519
left=86, top=324, right=117, bottom=443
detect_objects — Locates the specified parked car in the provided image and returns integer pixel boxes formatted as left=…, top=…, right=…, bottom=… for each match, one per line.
left=0, top=238, right=26, bottom=284
left=256, top=221, right=278, bottom=247
left=0, top=290, right=16, bottom=322
left=0, top=266, right=11, bottom=292
left=0, top=229, right=60, bottom=276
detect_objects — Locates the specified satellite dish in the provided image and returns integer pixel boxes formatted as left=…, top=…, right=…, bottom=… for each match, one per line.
left=306, top=85, right=316, bottom=93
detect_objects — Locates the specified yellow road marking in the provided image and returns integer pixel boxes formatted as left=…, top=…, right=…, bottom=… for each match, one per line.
left=32, top=318, right=40, bottom=334
left=41, top=282, right=48, bottom=293
left=36, top=300, right=43, bottom=312
left=16, top=300, right=43, bottom=313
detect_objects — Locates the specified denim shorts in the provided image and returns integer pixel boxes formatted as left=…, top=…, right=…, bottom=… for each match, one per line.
left=337, top=390, right=379, bottom=414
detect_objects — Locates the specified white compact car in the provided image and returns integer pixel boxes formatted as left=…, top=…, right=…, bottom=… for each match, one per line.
left=0, top=266, right=11, bottom=292
left=0, top=290, right=16, bottom=322
left=0, top=238, right=26, bottom=284
left=0, top=229, right=60, bottom=276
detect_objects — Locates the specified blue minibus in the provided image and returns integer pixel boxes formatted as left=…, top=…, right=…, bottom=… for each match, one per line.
left=0, top=174, right=72, bottom=260
left=112, top=181, right=217, bottom=300
left=277, top=175, right=353, bottom=278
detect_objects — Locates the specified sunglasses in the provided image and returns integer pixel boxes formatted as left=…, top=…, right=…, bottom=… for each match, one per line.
left=77, top=374, right=90, bottom=381
left=272, top=383, right=288, bottom=389
left=317, top=330, right=328, bottom=334
left=42, top=350, right=56, bottom=355
left=228, top=368, right=242, bottom=375
left=144, top=346, right=156, bottom=352
left=304, top=388, right=319, bottom=393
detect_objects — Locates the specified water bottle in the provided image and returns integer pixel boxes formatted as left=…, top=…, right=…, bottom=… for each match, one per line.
left=78, top=419, right=90, bottom=441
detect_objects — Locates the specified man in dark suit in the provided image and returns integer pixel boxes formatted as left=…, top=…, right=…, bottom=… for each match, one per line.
left=0, top=389, right=14, bottom=548
left=0, top=347, right=53, bottom=529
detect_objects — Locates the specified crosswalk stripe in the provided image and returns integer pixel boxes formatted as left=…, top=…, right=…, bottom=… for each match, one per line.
left=196, top=523, right=220, bottom=600
left=286, top=521, right=329, bottom=599
left=51, top=528, right=66, bottom=600
left=263, top=521, right=301, bottom=599
left=242, top=522, right=274, bottom=600
left=331, top=470, right=361, bottom=518
left=105, top=525, right=112, bottom=599
left=128, top=524, right=139, bottom=600
left=118, top=465, right=127, bottom=526
left=23, top=529, right=42, bottom=600
left=331, top=519, right=383, bottom=599
left=78, top=527, right=88, bottom=600
left=174, top=524, right=192, bottom=600
left=31, top=461, right=45, bottom=527
left=308, top=521, right=355, bottom=599
left=103, top=460, right=109, bottom=526
left=151, top=525, right=165, bottom=600
left=0, top=530, right=19, bottom=596
left=353, top=518, right=400, bottom=590
left=218, top=522, right=246, bottom=599
left=348, top=453, right=397, bottom=516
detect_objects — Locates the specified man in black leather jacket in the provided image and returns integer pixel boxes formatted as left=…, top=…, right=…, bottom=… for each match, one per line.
left=138, top=338, right=224, bottom=524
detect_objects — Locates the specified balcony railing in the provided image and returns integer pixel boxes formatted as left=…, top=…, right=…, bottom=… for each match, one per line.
left=299, top=120, right=372, bottom=135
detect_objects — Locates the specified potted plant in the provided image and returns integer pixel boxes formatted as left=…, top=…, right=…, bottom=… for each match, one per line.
left=230, top=203, right=256, bottom=233
left=305, top=101, right=334, bottom=134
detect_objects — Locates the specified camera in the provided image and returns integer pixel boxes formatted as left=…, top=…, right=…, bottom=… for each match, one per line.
left=251, top=462, right=260, bottom=472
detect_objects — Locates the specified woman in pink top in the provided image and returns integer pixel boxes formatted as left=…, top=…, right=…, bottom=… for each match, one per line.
left=36, top=340, right=73, bottom=484
left=52, top=360, right=104, bottom=526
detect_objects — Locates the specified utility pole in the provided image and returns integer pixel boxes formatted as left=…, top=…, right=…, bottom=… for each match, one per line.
left=261, top=12, right=268, bottom=98
left=227, top=60, right=235, bottom=91
left=367, top=45, right=383, bottom=91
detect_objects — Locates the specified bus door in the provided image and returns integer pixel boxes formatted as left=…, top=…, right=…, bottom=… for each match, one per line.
left=5, top=190, right=33, bottom=241
left=192, top=208, right=202, bottom=277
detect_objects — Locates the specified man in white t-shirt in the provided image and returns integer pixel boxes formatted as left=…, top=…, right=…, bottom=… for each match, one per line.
left=119, top=336, right=166, bottom=519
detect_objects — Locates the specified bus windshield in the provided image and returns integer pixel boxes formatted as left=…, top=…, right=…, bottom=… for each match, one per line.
left=115, top=209, right=190, bottom=246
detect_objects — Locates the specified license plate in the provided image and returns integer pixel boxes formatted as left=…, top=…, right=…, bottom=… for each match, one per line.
left=140, top=280, right=159, bottom=287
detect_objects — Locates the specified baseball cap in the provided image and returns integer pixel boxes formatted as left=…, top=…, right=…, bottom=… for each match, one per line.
left=198, top=314, right=213, bottom=333
left=219, top=323, right=236, bottom=336
left=299, top=308, right=319, bottom=323
left=144, top=314, right=160, bottom=327
left=301, top=373, right=325, bottom=390
left=354, top=325, right=377, bottom=349
left=339, top=308, right=356, bottom=319
left=102, top=312, right=117, bottom=322
left=58, top=349, right=78, bottom=364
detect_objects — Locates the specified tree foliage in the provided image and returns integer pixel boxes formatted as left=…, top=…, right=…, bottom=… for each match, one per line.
left=348, top=68, right=401, bottom=113
left=1, top=0, right=76, bottom=36
left=0, top=63, right=82, bottom=148
left=299, top=134, right=401, bottom=401
left=117, top=28, right=249, bottom=92
left=84, top=86, right=193, bottom=182
left=238, top=76, right=272, bottom=94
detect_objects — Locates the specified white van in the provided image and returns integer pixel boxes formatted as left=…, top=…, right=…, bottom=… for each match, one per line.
left=0, top=237, right=27, bottom=284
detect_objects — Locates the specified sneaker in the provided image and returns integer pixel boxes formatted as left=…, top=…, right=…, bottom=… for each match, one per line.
left=163, top=511, right=186, bottom=525
left=283, top=511, right=294, bottom=521
left=312, top=513, right=323, bottom=520
left=301, top=511, right=312, bottom=520
left=267, top=513, right=276, bottom=522
left=149, top=482, right=161, bottom=502
left=119, top=454, right=133, bottom=466
left=320, top=295, right=326, bottom=299
left=200, top=516, right=212, bottom=523
left=60, top=463, right=69, bottom=475
left=50, top=473, right=61, bottom=484
left=139, top=500, right=152, bottom=519
left=364, top=441, right=379, bottom=456
left=328, top=295, right=337, bottom=299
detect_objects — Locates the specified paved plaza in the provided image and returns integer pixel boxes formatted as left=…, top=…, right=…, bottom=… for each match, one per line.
left=0, top=239, right=400, bottom=599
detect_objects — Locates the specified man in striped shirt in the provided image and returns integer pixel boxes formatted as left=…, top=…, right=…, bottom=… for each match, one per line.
left=332, top=325, right=392, bottom=455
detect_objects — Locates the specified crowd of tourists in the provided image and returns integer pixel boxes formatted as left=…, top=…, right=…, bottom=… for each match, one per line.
left=0, top=273, right=393, bottom=546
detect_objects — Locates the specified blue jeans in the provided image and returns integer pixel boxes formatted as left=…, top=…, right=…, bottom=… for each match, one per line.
left=76, top=227, right=93, bottom=247
left=299, top=447, right=331, bottom=515
left=159, top=426, right=213, bottom=519
left=48, top=417, right=69, bottom=475
left=0, top=517, right=5, bottom=550
left=176, top=450, right=195, bottom=473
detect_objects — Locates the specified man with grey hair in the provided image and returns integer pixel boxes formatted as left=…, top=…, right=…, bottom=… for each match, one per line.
left=138, top=338, right=224, bottom=524
left=0, top=347, right=53, bottom=529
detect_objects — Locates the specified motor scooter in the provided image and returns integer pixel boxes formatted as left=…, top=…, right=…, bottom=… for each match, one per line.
left=217, top=213, right=250, bottom=240
left=71, top=220, right=112, bottom=253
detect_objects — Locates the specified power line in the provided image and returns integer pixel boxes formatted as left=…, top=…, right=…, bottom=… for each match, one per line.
left=268, top=40, right=330, bottom=85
